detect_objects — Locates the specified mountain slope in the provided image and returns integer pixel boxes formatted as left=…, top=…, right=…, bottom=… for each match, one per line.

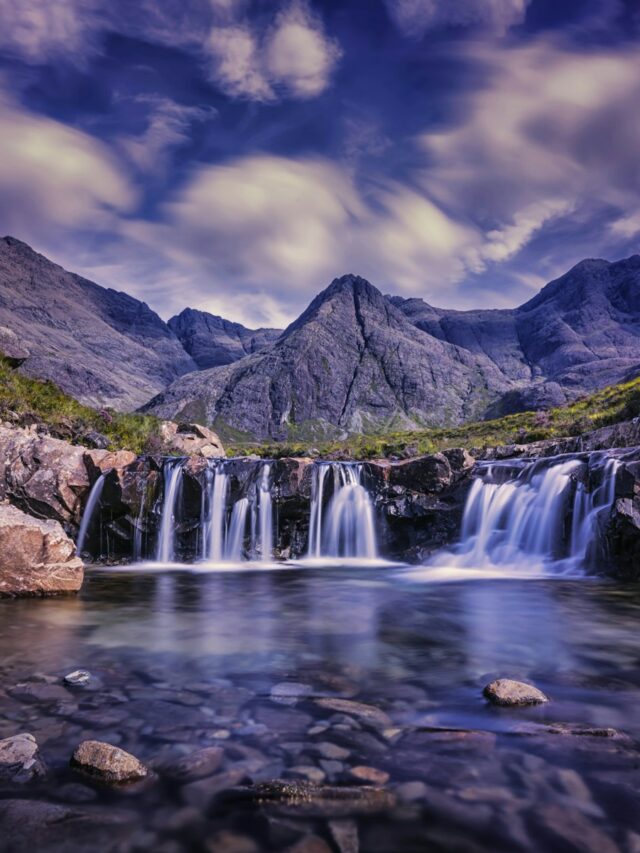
left=168, top=308, right=281, bottom=369
left=143, top=275, right=513, bottom=440
left=0, top=236, right=196, bottom=410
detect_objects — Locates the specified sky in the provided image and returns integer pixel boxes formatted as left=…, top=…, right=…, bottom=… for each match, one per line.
left=0, top=0, right=639, bottom=328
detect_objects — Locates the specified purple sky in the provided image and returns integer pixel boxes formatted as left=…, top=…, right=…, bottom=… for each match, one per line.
left=0, top=0, right=638, bottom=327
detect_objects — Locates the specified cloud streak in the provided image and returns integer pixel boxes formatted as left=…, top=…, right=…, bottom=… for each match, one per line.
left=384, top=0, right=532, bottom=37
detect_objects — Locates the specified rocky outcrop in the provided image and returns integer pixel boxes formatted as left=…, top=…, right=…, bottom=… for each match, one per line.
left=159, top=421, right=225, bottom=458
left=0, top=425, right=135, bottom=531
left=168, top=307, right=281, bottom=369
left=0, top=325, right=29, bottom=367
left=0, top=236, right=196, bottom=410
left=0, top=503, right=83, bottom=596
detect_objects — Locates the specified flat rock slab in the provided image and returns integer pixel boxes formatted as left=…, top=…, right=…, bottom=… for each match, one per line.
left=0, top=733, right=46, bottom=783
left=483, top=679, right=549, bottom=707
left=313, top=698, right=392, bottom=729
left=71, top=740, right=148, bottom=784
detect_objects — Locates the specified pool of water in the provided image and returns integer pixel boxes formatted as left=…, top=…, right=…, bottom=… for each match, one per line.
left=1, top=565, right=639, bottom=852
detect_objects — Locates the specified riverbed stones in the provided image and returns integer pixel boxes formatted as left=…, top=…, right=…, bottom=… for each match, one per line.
left=313, top=699, right=392, bottom=729
left=64, top=669, right=92, bottom=686
left=0, top=733, right=46, bottom=782
left=71, top=740, right=148, bottom=784
left=157, top=746, right=224, bottom=782
left=348, top=765, right=389, bottom=785
left=0, top=503, right=84, bottom=596
left=483, top=679, right=549, bottom=707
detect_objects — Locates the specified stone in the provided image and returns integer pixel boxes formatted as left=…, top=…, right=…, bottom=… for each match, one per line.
left=0, top=325, right=29, bottom=367
left=271, top=682, right=313, bottom=705
left=222, top=780, right=396, bottom=818
left=0, top=733, right=46, bottom=782
left=483, top=679, right=549, bottom=707
left=285, top=836, right=333, bottom=853
left=534, top=803, right=620, bottom=853
left=396, top=780, right=428, bottom=802
left=329, top=820, right=359, bottom=853
left=205, top=831, right=259, bottom=853
left=313, top=698, right=392, bottom=729
left=0, top=503, right=83, bottom=596
left=8, top=682, right=70, bottom=704
left=285, top=765, right=326, bottom=783
left=157, top=746, right=224, bottom=783
left=64, top=670, right=92, bottom=686
left=348, top=765, right=389, bottom=785
left=70, top=740, right=148, bottom=784
left=159, top=420, right=225, bottom=458
left=312, top=741, right=350, bottom=761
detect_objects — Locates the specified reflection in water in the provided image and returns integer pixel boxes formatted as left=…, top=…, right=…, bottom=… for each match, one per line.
left=1, top=569, right=639, bottom=852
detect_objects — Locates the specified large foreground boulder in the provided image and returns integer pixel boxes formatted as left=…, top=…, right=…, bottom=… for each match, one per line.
left=0, top=503, right=83, bottom=596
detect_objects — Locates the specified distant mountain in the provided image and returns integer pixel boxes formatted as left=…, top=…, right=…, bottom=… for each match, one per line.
left=145, top=257, right=640, bottom=440
left=2, top=235, right=639, bottom=440
left=168, top=308, right=281, bottom=369
left=392, top=256, right=640, bottom=415
left=0, top=236, right=196, bottom=410
left=143, top=274, right=513, bottom=439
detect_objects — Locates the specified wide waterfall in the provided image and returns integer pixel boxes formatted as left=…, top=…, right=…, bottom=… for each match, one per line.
left=308, top=463, right=377, bottom=559
left=432, top=453, right=619, bottom=575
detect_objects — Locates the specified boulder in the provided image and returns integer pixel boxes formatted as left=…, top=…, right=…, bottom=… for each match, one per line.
left=0, top=733, right=46, bottom=782
left=602, top=497, right=640, bottom=580
left=483, top=679, right=549, bottom=707
left=70, top=740, right=148, bottom=784
left=0, top=504, right=83, bottom=596
left=160, top=420, right=225, bottom=458
left=0, top=325, right=29, bottom=367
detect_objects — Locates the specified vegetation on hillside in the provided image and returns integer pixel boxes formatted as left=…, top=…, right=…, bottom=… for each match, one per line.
left=228, top=377, right=640, bottom=460
left=2, top=354, right=640, bottom=460
left=0, top=358, right=161, bottom=454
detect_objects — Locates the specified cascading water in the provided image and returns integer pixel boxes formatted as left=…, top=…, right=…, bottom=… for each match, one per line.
left=76, top=473, right=106, bottom=555
left=226, top=498, right=249, bottom=561
left=204, top=465, right=229, bottom=562
left=308, top=463, right=377, bottom=559
left=433, top=454, right=619, bottom=574
left=156, top=460, right=184, bottom=563
left=256, top=463, right=273, bottom=562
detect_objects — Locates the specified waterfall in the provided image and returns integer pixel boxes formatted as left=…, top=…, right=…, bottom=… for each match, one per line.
left=156, top=460, right=184, bottom=563
left=77, top=474, right=106, bottom=555
left=307, top=463, right=377, bottom=559
left=257, top=463, right=273, bottom=562
left=205, top=465, right=229, bottom=562
left=226, top=498, right=249, bottom=561
left=435, top=454, right=619, bottom=574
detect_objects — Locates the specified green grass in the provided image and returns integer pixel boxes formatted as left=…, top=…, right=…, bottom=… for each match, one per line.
left=0, top=359, right=161, bottom=454
left=228, top=377, right=640, bottom=460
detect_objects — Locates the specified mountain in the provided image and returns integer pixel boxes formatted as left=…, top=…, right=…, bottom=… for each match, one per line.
left=392, top=255, right=640, bottom=415
left=168, top=308, right=281, bottom=369
left=0, top=236, right=196, bottom=411
left=144, top=257, right=640, bottom=440
left=142, top=274, right=514, bottom=440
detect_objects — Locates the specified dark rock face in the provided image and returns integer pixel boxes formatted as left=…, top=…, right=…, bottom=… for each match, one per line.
left=168, top=307, right=281, bottom=368
left=0, top=236, right=196, bottom=410
left=145, top=275, right=512, bottom=440
left=146, top=257, right=640, bottom=440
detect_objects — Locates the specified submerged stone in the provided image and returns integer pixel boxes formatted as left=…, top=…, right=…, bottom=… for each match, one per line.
left=0, top=733, right=46, bottom=783
left=64, top=670, right=92, bottom=686
left=71, top=740, right=148, bottom=784
left=483, top=679, right=549, bottom=707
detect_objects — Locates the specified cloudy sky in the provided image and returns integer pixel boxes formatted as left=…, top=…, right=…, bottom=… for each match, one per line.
left=0, top=0, right=638, bottom=327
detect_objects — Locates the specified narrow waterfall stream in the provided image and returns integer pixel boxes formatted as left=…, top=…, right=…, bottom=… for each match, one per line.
left=155, top=460, right=184, bottom=563
left=76, top=473, right=106, bottom=555
left=432, top=453, right=620, bottom=575
left=308, top=463, right=378, bottom=559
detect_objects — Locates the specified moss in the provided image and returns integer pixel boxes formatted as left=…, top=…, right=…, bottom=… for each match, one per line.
left=0, top=361, right=160, bottom=454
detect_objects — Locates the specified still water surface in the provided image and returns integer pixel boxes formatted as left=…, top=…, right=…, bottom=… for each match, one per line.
left=1, top=565, right=639, bottom=852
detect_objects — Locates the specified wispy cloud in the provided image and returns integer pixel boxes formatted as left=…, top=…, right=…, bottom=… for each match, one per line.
left=383, top=0, right=532, bottom=38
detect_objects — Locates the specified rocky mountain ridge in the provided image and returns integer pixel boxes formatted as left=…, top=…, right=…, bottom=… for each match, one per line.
left=2, top=235, right=640, bottom=440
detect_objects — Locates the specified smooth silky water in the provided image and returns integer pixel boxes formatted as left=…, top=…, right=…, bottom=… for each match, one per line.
left=1, top=455, right=639, bottom=852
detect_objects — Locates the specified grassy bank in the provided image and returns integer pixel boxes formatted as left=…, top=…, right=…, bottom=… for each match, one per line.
left=228, top=377, right=640, bottom=459
left=0, top=359, right=161, bottom=454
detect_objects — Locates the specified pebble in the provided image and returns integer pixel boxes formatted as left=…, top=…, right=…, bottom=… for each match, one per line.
left=313, top=741, right=350, bottom=760
left=157, top=746, right=224, bottom=783
left=71, top=740, right=149, bottom=784
left=329, top=819, right=359, bottom=853
left=396, top=780, right=428, bottom=802
left=483, top=679, right=549, bottom=707
left=271, top=683, right=313, bottom=706
left=348, top=765, right=389, bottom=785
left=285, top=765, right=326, bottom=783
left=313, top=698, right=392, bottom=729
left=64, top=670, right=92, bottom=687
